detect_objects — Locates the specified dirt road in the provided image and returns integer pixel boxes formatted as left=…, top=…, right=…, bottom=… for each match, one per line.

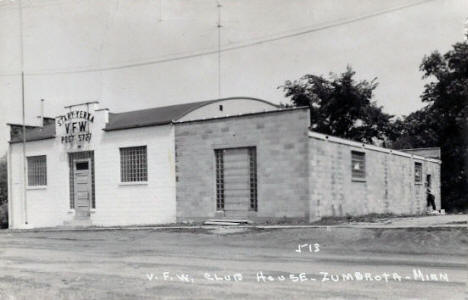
left=0, top=226, right=466, bottom=299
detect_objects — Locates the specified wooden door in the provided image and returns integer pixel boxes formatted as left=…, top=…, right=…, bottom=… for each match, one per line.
left=73, top=159, right=91, bottom=219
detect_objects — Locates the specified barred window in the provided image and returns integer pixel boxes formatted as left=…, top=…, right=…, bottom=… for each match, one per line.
left=249, top=147, right=257, bottom=211
left=215, top=149, right=224, bottom=210
left=27, top=155, right=47, bottom=186
left=415, top=162, right=422, bottom=183
left=120, top=146, right=147, bottom=182
left=351, top=151, right=366, bottom=180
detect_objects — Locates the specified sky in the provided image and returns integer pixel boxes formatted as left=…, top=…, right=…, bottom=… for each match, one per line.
left=0, top=0, right=467, bottom=155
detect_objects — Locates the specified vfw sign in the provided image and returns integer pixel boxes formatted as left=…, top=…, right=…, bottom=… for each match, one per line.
left=57, top=110, right=94, bottom=144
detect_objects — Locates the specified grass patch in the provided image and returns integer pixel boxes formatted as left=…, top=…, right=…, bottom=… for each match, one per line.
left=310, top=213, right=414, bottom=225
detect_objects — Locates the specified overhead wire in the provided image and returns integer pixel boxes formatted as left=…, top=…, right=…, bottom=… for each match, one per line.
left=0, top=0, right=437, bottom=77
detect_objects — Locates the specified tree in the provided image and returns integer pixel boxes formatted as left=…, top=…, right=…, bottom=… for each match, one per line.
left=280, top=66, right=393, bottom=144
left=388, top=107, right=440, bottom=149
left=390, top=41, right=468, bottom=210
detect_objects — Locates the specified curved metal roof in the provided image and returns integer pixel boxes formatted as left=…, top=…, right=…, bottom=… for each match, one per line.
left=104, top=97, right=277, bottom=131
left=9, top=97, right=278, bottom=142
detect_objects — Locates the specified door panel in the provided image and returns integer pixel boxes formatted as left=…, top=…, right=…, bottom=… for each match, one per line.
left=223, top=148, right=250, bottom=217
left=73, top=159, right=91, bottom=219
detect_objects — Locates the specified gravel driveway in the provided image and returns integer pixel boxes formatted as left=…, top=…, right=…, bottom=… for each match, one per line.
left=0, top=226, right=466, bottom=299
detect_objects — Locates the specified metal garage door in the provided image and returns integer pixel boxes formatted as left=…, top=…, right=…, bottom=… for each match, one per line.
left=215, top=148, right=257, bottom=218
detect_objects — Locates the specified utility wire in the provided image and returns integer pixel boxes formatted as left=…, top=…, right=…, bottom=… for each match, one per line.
left=0, top=0, right=437, bottom=77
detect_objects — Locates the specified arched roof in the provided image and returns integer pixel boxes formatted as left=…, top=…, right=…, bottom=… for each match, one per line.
left=104, top=97, right=277, bottom=131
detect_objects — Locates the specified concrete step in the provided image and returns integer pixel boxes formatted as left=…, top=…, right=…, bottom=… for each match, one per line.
left=204, top=219, right=252, bottom=226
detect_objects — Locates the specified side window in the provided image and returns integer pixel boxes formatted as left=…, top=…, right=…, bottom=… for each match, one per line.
left=120, top=146, right=148, bottom=182
left=351, top=151, right=366, bottom=180
left=27, top=155, right=47, bottom=186
left=414, top=162, right=422, bottom=184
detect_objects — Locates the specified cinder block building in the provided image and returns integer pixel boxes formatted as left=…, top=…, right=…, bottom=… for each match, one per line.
left=7, top=97, right=441, bottom=229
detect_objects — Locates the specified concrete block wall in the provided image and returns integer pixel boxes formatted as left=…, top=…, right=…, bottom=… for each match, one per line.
left=174, top=108, right=310, bottom=222
left=309, top=136, right=441, bottom=219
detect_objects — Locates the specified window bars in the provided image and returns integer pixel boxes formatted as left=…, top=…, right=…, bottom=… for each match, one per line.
left=215, top=147, right=258, bottom=212
left=120, top=146, right=148, bottom=182
left=351, top=151, right=366, bottom=180
left=248, top=147, right=258, bottom=211
left=27, top=155, right=47, bottom=186
left=215, top=149, right=224, bottom=210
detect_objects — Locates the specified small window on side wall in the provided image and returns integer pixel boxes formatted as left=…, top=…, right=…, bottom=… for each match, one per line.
left=414, top=162, right=422, bottom=184
left=27, top=155, right=47, bottom=186
left=351, top=151, right=366, bottom=180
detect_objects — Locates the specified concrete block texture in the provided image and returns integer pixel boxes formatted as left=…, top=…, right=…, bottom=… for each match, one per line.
left=175, top=107, right=441, bottom=223
left=175, top=109, right=310, bottom=222
left=308, top=138, right=441, bottom=220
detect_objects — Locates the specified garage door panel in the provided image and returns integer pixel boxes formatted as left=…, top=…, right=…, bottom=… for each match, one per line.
left=223, top=158, right=250, bottom=165
left=225, top=205, right=249, bottom=212
left=224, top=182, right=250, bottom=189
left=224, top=190, right=250, bottom=196
left=223, top=149, right=248, bottom=158
left=224, top=199, right=249, bottom=206
left=224, top=210, right=249, bottom=217
left=217, top=148, right=256, bottom=218
left=223, top=178, right=249, bottom=184
left=224, top=170, right=249, bottom=177
left=223, top=165, right=250, bottom=172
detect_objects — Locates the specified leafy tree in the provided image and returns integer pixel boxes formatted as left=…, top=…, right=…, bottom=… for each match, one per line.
left=280, top=66, right=393, bottom=144
left=391, top=41, right=468, bottom=210
left=388, top=107, right=439, bottom=149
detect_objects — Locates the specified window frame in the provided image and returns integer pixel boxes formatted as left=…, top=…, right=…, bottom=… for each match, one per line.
left=248, top=147, right=258, bottom=212
left=27, top=155, right=47, bottom=187
left=215, top=149, right=224, bottom=211
left=351, top=150, right=366, bottom=181
left=414, top=162, right=423, bottom=184
left=119, top=145, right=148, bottom=183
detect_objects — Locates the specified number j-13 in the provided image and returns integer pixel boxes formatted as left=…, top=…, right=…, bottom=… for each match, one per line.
left=296, top=243, right=320, bottom=253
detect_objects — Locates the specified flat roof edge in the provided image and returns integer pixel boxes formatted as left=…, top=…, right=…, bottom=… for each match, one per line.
left=6, top=123, right=39, bottom=128
left=9, top=136, right=56, bottom=144
left=399, top=147, right=441, bottom=151
left=103, top=121, right=172, bottom=131
left=174, top=106, right=309, bottom=125
left=308, top=131, right=441, bottom=164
